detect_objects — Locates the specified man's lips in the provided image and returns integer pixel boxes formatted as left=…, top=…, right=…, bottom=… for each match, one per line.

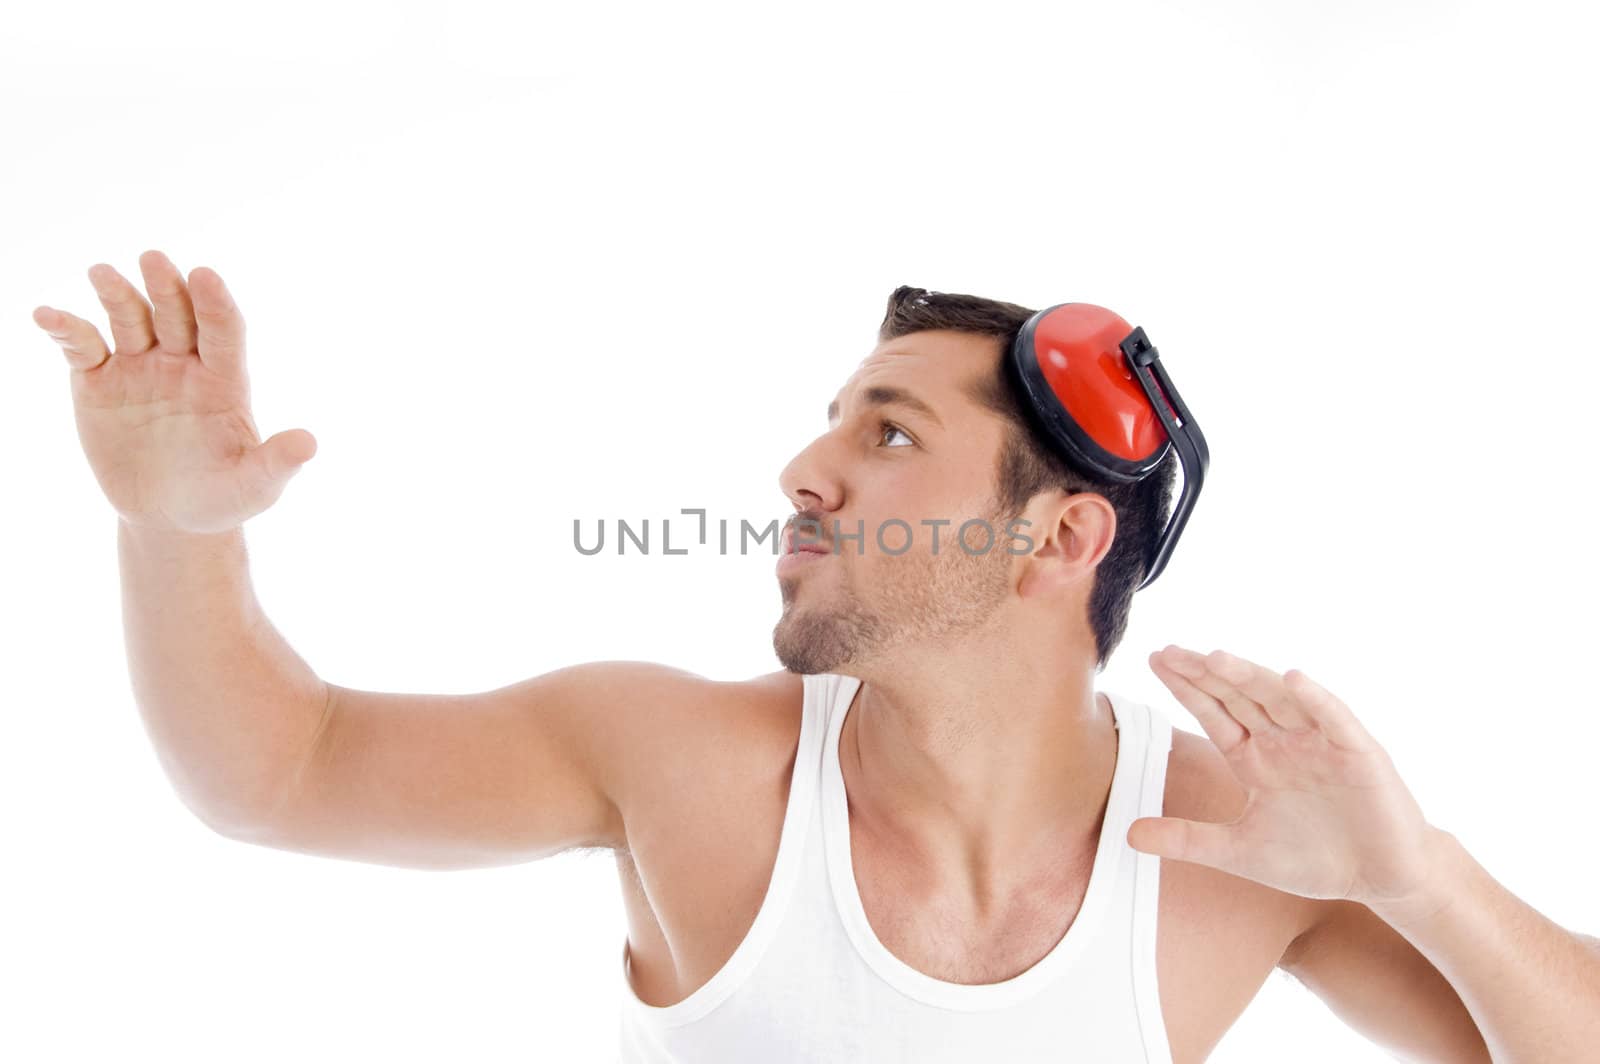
left=776, top=541, right=830, bottom=576
left=782, top=529, right=831, bottom=555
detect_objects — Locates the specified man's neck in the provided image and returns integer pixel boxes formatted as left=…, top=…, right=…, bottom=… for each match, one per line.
left=839, top=636, right=1118, bottom=909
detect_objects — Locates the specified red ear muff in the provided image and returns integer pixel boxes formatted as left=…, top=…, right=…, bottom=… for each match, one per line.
left=1005, top=302, right=1210, bottom=591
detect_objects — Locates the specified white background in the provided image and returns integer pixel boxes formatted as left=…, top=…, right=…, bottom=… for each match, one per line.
left=3, top=1, right=1597, bottom=1060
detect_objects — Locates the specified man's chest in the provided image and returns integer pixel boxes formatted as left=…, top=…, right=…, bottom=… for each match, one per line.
left=616, top=716, right=1314, bottom=1062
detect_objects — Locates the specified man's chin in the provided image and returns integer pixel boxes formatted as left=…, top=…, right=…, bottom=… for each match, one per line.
left=772, top=607, right=877, bottom=676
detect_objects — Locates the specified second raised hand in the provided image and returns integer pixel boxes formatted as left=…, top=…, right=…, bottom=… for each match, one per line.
left=1127, top=646, right=1445, bottom=913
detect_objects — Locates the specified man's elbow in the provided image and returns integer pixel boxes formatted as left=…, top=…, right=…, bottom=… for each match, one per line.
left=167, top=762, right=306, bottom=843
left=179, top=788, right=285, bottom=843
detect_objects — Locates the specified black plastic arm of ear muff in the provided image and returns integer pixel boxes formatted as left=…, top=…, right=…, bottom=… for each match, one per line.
left=1121, top=328, right=1210, bottom=592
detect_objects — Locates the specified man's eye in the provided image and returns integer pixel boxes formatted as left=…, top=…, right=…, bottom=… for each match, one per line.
left=879, top=421, right=914, bottom=447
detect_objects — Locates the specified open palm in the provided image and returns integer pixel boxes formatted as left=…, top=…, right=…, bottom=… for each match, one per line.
left=34, top=250, right=316, bottom=533
left=1128, top=646, right=1437, bottom=909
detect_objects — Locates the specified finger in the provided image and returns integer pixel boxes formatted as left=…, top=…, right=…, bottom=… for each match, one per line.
left=1159, top=645, right=1276, bottom=735
left=86, top=263, right=157, bottom=354
left=1149, top=649, right=1247, bottom=754
left=1283, top=669, right=1377, bottom=752
left=1127, top=814, right=1237, bottom=872
left=138, top=249, right=198, bottom=356
left=188, top=266, right=248, bottom=381
left=33, top=305, right=111, bottom=372
left=1205, top=650, right=1314, bottom=731
left=238, top=428, right=318, bottom=494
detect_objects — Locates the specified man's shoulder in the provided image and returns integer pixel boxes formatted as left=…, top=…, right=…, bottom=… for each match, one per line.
left=722, top=669, right=808, bottom=762
left=608, top=666, right=806, bottom=800
left=1157, top=719, right=1324, bottom=956
left=1163, top=722, right=1248, bottom=822
left=734, top=667, right=807, bottom=702
left=691, top=668, right=806, bottom=727
left=573, top=661, right=803, bottom=719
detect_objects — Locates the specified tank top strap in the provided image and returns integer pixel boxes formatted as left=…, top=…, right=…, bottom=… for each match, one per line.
left=1140, top=699, right=1174, bottom=814
left=1122, top=692, right=1174, bottom=1063
left=797, top=672, right=832, bottom=771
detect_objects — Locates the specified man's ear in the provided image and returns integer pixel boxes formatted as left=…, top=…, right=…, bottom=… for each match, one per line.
left=1015, top=492, right=1117, bottom=600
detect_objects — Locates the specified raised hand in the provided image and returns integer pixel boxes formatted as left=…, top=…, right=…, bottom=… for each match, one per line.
left=34, top=250, right=317, bottom=533
left=1128, top=646, right=1444, bottom=913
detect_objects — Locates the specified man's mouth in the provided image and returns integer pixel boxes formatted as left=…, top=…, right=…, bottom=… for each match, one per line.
left=776, top=545, right=829, bottom=576
left=782, top=528, right=831, bottom=555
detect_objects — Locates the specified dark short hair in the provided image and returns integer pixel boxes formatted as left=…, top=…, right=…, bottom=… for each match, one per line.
left=877, top=285, right=1178, bottom=672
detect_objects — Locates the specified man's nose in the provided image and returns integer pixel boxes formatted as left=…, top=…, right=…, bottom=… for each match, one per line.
left=778, top=438, right=843, bottom=514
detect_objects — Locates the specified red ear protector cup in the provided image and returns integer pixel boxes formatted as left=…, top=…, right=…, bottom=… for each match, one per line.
left=1005, top=302, right=1210, bottom=591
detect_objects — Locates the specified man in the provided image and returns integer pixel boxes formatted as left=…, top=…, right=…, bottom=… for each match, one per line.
left=34, top=250, right=1600, bottom=1062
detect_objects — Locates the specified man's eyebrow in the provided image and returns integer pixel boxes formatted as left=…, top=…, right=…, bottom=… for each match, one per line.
left=826, top=385, right=944, bottom=428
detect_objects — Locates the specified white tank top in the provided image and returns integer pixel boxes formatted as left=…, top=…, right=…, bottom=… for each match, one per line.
left=617, top=672, right=1175, bottom=1063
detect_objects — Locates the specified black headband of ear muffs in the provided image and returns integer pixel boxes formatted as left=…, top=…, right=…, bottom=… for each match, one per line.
left=1005, top=302, right=1210, bottom=591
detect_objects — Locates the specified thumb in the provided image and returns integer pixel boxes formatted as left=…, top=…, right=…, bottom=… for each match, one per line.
left=1127, top=815, right=1236, bottom=870
left=242, top=428, right=318, bottom=489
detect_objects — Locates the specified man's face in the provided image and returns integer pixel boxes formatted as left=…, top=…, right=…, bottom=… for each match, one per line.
left=772, top=329, right=1018, bottom=674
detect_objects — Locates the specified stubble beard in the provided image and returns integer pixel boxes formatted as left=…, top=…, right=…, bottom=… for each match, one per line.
left=771, top=523, right=1013, bottom=675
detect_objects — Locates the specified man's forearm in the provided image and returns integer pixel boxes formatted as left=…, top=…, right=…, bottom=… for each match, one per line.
left=1373, top=827, right=1600, bottom=1062
left=118, top=516, right=330, bottom=832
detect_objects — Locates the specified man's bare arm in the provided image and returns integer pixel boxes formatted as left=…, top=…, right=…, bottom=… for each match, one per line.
left=36, top=250, right=327, bottom=831
left=120, top=517, right=722, bottom=869
left=1368, top=830, right=1600, bottom=1062
left=1282, top=837, right=1600, bottom=1063
left=1139, top=647, right=1600, bottom=1063
left=246, top=660, right=727, bottom=869
left=39, top=252, right=729, bottom=866
left=1279, top=898, right=1490, bottom=1063
left=117, top=520, right=334, bottom=834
